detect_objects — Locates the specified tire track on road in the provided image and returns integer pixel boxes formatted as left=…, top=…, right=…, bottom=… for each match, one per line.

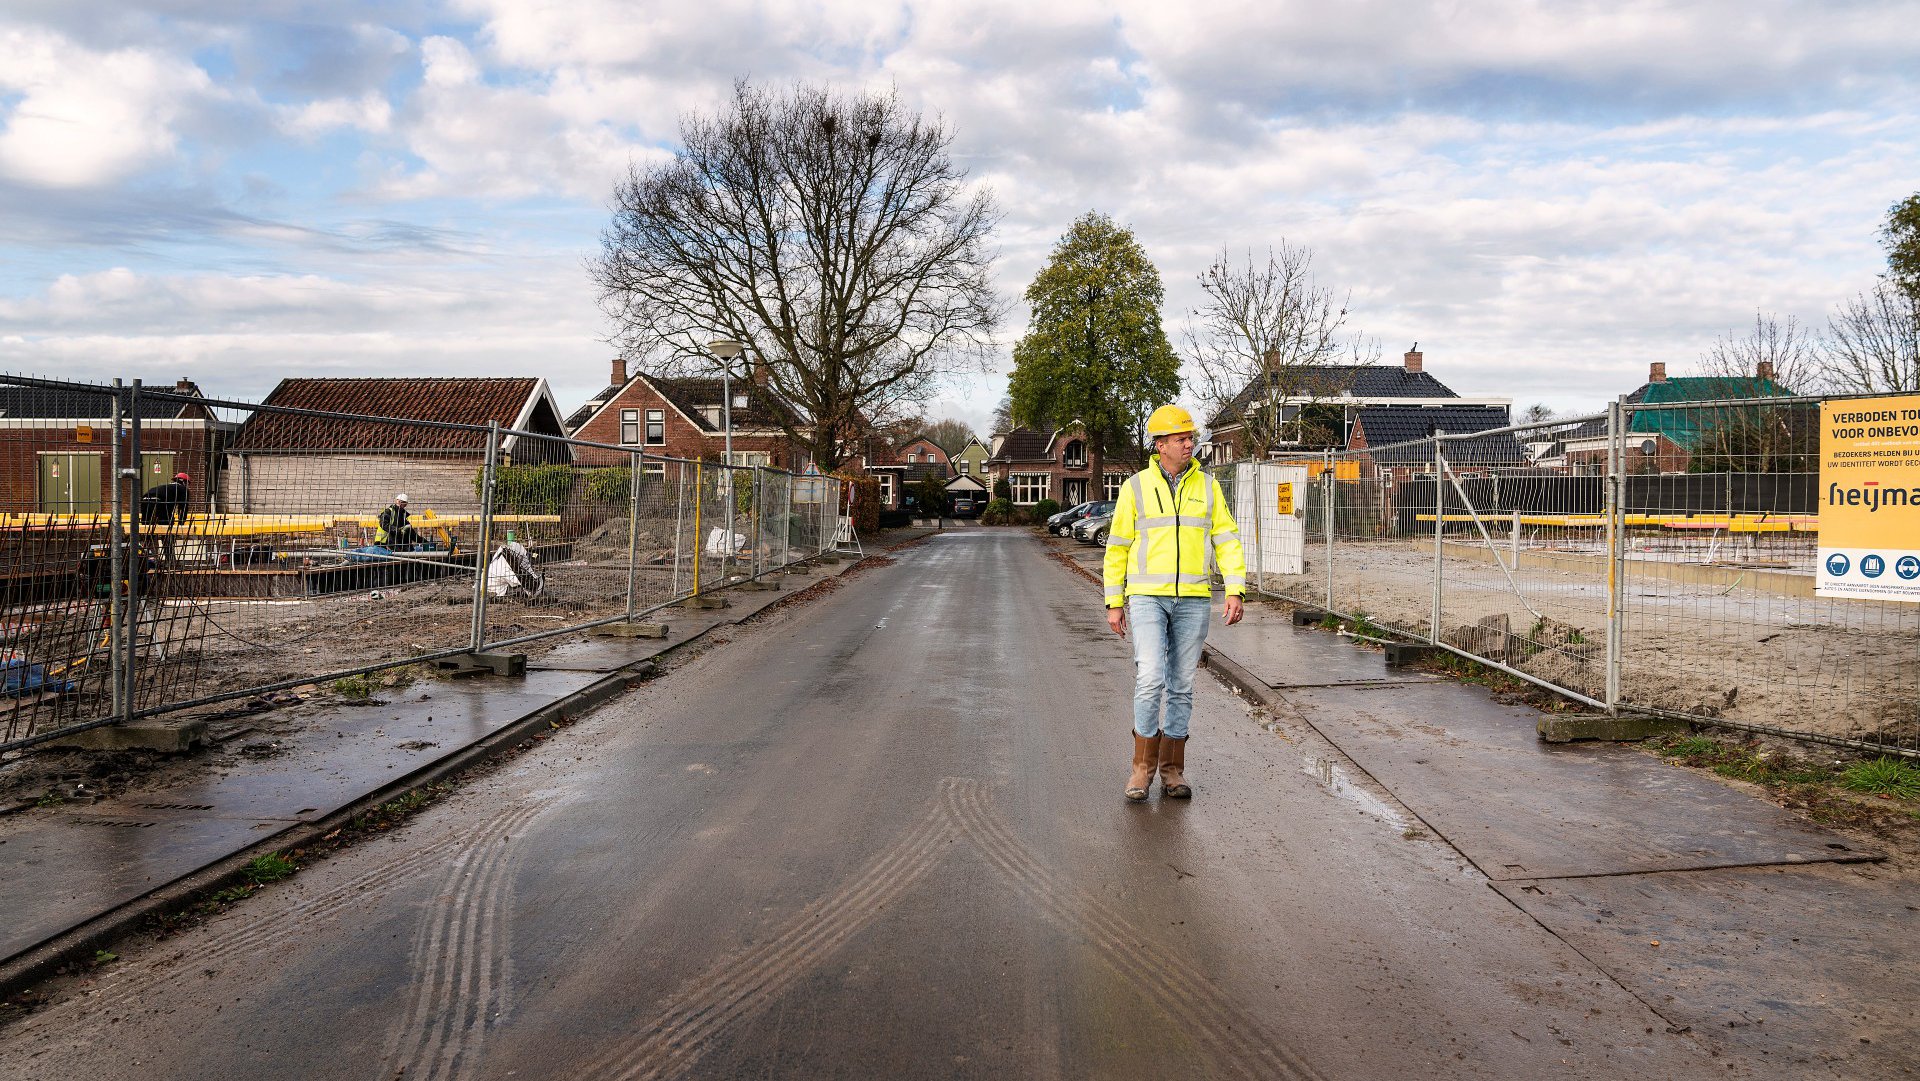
left=945, top=782, right=1328, bottom=1081
left=582, top=777, right=973, bottom=1081
left=17, top=800, right=549, bottom=1034
left=375, top=800, right=548, bottom=1081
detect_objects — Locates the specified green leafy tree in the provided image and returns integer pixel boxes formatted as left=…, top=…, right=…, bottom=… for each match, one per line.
left=1007, top=212, right=1181, bottom=490
left=1883, top=192, right=1920, bottom=302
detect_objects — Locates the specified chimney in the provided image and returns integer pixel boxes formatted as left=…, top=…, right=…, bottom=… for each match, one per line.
left=752, top=354, right=770, bottom=387
left=610, top=357, right=627, bottom=385
left=1649, top=362, right=1667, bottom=384
left=1403, top=346, right=1423, bottom=373
left=1756, top=360, right=1775, bottom=383
left=175, top=378, right=194, bottom=395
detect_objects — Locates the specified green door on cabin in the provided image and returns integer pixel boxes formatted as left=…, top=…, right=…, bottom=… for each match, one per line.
left=38, top=453, right=104, bottom=514
left=140, top=453, right=177, bottom=497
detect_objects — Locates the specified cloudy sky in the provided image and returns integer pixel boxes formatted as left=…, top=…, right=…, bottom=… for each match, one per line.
left=3, top=1, right=1916, bottom=435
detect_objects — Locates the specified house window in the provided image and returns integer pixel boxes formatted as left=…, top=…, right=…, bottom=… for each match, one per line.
left=620, top=409, right=640, bottom=445
left=1276, top=405, right=1303, bottom=445
left=728, top=451, right=770, bottom=468
left=1010, top=473, right=1049, bottom=505
left=642, top=462, right=666, bottom=482
left=645, top=409, right=665, bottom=445
left=877, top=474, right=894, bottom=506
left=1104, top=474, right=1122, bottom=500
left=958, top=460, right=970, bottom=475
left=1063, top=440, right=1086, bottom=468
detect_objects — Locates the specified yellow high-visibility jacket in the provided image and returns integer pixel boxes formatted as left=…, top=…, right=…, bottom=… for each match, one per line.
left=1103, top=460, right=1246, bottom=607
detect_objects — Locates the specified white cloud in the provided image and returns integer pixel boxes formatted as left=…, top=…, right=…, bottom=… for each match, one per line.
left=0, top=25, right=217, bottom=187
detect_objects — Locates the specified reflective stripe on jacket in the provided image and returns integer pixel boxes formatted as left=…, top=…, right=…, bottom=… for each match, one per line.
left=1102, top=461, right=1246, bottom=607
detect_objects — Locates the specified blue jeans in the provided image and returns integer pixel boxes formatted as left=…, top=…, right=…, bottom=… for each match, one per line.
left=1127, top=595, right=1210, bottom=740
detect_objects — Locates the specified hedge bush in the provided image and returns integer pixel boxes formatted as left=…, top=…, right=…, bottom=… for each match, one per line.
left=1032, top=498, right=1060, bottom=521
left=981, top=498, right=1015, bottom=525
left=584, top=466, right=631, bottom=504
left=477, top=464, right=573, bottom=516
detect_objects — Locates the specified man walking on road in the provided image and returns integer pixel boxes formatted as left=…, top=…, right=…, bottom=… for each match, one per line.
left=1104, top=405, right=1246, bottom=802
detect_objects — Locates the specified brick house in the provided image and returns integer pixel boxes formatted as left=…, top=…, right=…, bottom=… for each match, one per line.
left=865, top=435, right=952, bottom=510
left=0, top=378, right=224, bottom=514
left=223, top=377, right=570, bottom=514
left=984, top=423, right=1138, bottom=507
left=1204, top=348, right=1509, bottom=462
left=566, top=358, right=804, bottom=480
left=1560, top=362, right=1804, bottom=475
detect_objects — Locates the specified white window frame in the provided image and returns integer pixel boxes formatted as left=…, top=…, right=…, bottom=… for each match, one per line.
left=645, top=409, right=665, bottom=445
left=619, top=409, right=640, bottom=445
left=1010, top=473, right=1049, bottom=505
left=641, top=461, right=667, bottom=481
left=1063, top=440, right=1086, bottom=468
left=1103, top=473, right=1123, bottom=500
left=877, top=474, right=895, bottom=506
left=958, top=459, right=970, bottom=475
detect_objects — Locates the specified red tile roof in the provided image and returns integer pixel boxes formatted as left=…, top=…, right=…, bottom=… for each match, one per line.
left=230, top=378, right=541, bottom=452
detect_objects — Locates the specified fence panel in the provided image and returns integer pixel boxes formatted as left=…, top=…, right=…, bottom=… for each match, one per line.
left=1617, top=395, right=1919, bottom=752
left=0, top=376, right=836, bottom=752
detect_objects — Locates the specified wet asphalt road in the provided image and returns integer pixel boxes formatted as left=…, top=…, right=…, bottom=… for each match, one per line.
left=0, top=531, right=1726, bottom=1080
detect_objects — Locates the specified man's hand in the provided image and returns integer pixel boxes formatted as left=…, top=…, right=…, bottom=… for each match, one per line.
left=1106, top=606, right=1127, bottom=637
left=1224, top=596, right=1244, bottom=626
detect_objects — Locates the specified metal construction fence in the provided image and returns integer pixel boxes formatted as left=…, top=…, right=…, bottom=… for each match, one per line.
left=1214, top=390, right=1920, bottom=758
left=0, top=375, right=845, bottom=752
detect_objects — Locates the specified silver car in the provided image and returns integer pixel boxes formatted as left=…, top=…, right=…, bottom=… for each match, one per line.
left=1072, top=512, right=1114, bottom=545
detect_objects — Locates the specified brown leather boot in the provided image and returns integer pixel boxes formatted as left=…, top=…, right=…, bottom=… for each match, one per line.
left=1125, top=732, right=1161, bottom=802
left=1159, top=736, right=1192, bottom=799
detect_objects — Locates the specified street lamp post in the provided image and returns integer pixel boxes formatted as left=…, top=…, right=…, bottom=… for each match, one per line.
left=709, top=338, right=746, bottom=579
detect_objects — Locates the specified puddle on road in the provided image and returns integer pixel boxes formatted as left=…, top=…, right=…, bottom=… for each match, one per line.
left=1304, top=756, right=1408, bottom=830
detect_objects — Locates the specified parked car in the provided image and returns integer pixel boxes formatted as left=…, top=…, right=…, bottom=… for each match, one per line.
left=1052, top=500, right=1113, bottom=536
left=1072, top=511, right=1114, bottom=545
left=1047, top=501, right=1092, bottom=534
left=951, top=496, right=983, bottom=518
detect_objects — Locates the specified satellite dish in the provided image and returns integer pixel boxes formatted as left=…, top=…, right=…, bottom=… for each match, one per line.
left=1639, top=439, right=1658, bottom=455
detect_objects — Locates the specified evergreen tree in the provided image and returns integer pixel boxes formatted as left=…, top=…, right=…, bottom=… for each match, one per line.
left=1007, top=212, right=1181, bottom=491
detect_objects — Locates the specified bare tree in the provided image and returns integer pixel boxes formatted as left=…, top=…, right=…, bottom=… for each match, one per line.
left=919, top=418, right=976, bottom=454
left=591, top=81, right=1001, bottom=471
left=1824, top=282, right=1920, bottom=394
left=1691, top=312, right=1822, bottom=472
left=1520, top=403, right=1556, bottom=424
left=1185, top=244, right=1377, bottom=460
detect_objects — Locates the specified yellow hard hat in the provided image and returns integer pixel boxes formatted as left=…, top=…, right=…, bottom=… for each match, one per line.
left=1145, top=405, right=1195, bottom=437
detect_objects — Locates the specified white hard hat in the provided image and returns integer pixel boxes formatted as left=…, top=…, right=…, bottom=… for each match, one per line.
left=395, top=493, right=409, bottom=502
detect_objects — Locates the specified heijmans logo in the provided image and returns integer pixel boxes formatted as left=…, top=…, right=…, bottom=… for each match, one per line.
left=1825, top=553, right=1851, bottom=576
left=1827, top=482, right=1920, bottom=512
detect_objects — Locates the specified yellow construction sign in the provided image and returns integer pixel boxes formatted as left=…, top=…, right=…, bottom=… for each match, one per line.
left=1305, top=460, right=1361, bottom=480
left=1817, top=395, right=1920, bottom=601
left=1274, top=482, right=1294, bottom=515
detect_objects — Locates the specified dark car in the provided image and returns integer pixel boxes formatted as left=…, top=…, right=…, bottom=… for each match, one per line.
left=1049, top=500, right=1113, bottom=535
left=950, top=496, right=983, bottom=518
left=1047, top=501, right=1093, bottom=534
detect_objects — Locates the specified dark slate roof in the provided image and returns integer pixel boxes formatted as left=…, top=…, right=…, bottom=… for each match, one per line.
left=0, top=384, right=205, bottom=421
left=230, top=378, right=543, bottom=452
left=651, top=377, right=798, bottom=432
left=564, top=384, right=622, bottom=431
left=989, top=427, right=1053, bottom=462
left=1208, top=365, right=1459, bottom=428
left=1356, top=405, right=1524, bottom=465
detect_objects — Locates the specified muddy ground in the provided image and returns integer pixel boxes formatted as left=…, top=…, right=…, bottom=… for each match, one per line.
left=1250, top=539, right=1920, bottom=749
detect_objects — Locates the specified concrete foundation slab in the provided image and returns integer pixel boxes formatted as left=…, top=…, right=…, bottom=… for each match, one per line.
left=1493, top=864, right=1918, bottom=1079
left=1539, top=713, right=1693, bottom=743
left=46, top=718, right=208, bottom=753
left=0, top=668, right=595, bottom=966
left=1206, top=618, right=1438, bottom=688
left=1289, top=680, right=1874, bottom=880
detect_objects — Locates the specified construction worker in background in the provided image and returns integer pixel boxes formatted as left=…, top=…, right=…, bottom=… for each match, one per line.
left=377, top=493, right=420, bottom=549
left=1104, top=405, right=1246, bottom=802
left=138, top=471, right=191, bottom=526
